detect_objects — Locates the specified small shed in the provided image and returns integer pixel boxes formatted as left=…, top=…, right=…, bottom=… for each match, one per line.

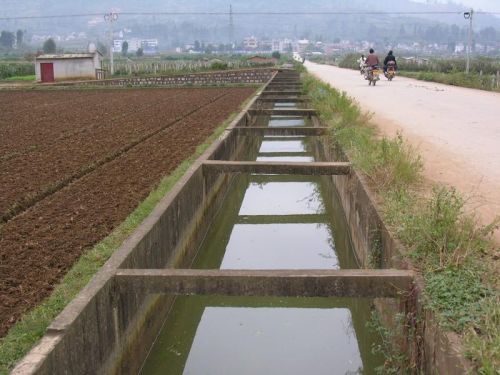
left=35, top=52, right=103, bottom=83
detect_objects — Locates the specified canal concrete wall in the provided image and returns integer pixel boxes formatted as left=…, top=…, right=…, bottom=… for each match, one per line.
left=320, top=136, right=473, bottom=374
left=53, top=68, right=276, bottom=87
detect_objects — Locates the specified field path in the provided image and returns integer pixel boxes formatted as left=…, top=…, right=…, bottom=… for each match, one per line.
left=305, top=61, right=500, bottom=242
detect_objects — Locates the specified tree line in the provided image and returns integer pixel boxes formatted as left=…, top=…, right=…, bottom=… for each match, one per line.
left=0, top=30, right=24, bottom=49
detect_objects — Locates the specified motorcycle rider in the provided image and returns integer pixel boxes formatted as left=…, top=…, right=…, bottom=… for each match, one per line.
left=383, top=50, right=397, bottom=73
left=357, top=54, right=366, bottom=72
left=363, top=49, right=379, bottom=78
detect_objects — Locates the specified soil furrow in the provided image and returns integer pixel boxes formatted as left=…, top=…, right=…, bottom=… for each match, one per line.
left=0, top=87, right=254, bottom=337
left=0, top=90, right=230, bottom=222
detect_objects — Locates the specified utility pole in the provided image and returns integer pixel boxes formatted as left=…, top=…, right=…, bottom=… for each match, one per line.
left=229, top=4, right=234, bottom=49
left=464, top=8, right=473, bottom=74
left=104, top=12, right=119, bottom=76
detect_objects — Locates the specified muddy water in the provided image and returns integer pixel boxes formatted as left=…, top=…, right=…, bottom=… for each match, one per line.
left=140, top=116, right=384, bottom=374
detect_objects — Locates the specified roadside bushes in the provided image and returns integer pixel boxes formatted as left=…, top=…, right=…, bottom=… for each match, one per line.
left=398, top=57, right=500, bottom=75
left=210, top=61, right=229, bottom=70
left=401, top=71, right=500, bottom=92
left=0, top=63, right=34, bottom=79
left=338, top=53, right=359, bottom=70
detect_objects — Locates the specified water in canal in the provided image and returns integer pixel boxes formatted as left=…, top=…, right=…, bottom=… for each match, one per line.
left=140, top=115, right=384, bottom=374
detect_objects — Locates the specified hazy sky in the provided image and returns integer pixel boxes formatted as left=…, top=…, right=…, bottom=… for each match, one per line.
left=457, top=0, right=500, bottom=12
left=413, top=0, right=500, bottom=12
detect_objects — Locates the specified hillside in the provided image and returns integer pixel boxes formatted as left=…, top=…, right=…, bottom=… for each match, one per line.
left=1, top=0, right=499, bottom=47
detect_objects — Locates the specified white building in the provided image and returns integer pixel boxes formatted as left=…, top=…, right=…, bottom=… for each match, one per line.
left=272, top=39, right=293, bottom=53
left=113, top=38, right=159, bottom=54
left=113, top=38, right=141, bottom=53
left=113, top=39, right=124, bottom=53
left=297, top=39, right=310, bottom=53
left=243, top=36, right=258, bottom=49
left=35, top=51, right=103, bottom=83
left=141, top=39, right=159, bottom=55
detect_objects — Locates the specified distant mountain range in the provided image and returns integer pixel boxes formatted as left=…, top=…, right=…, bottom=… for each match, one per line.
left=2, top=0, right=499, bottom=47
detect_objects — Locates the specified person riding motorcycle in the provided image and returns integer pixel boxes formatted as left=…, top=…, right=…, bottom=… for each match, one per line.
left=363, top=49, right=380, bottom=79
left=383, top=50, right=397, bottom=73
left=357, top=54, right=366, bottom=74
left=364, top=49, right=379, bottom=67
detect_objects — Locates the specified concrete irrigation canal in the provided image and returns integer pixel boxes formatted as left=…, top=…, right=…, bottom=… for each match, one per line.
left=14, top=70, right=418, bottom=374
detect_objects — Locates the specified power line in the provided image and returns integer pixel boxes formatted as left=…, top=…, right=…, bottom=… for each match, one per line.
left=1, top=10, right=499, bottom=21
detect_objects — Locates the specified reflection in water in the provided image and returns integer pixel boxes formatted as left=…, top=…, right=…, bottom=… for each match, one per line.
left=183, top=307, right=362, bottom=375
left=141, top=296, right=381, bottom=375
left=268, top=116, right=306, bottom=127
left=256, top=156, right=314, bottom=162
left=221, top=223, right=338, bottom=269
left=274, top=102, right=298, bottom=108
left=239, top=181, right=324, bottom=216
left=259, top=140, right=306, bottom=153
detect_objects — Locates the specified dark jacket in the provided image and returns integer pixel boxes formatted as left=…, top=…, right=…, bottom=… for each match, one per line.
left=384, top=54, right=397, bottom=66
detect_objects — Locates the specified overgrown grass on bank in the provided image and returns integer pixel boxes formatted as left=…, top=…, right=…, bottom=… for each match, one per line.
left=399, top=71, right=500, bottom=92
left=302, top=73, right=499, bottom=373
left=0, top=98, right=252, bottom=374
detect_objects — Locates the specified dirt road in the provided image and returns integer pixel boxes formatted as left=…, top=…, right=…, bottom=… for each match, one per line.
left=305, top=61, right=500, bottom=242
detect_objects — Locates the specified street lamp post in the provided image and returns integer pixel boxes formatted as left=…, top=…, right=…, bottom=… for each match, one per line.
left=464, top=9, right=473, bottom=74
left=104, top=12, right=119, bottom=76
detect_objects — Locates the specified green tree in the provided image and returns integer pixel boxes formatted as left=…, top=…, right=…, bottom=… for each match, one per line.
left=121, top=41, right=128, bottom=56
left=42, top=38, right=56, bottom=53
left=16, top=29, right=24, bottom=47
left=0, top=31, right=16, bottom=49
left=136, top=47, right=144, bottom=57
left=194, top=40, right=201, bottom=51
left=272, top=51, right=281, bottom=60
left=204, top=44, right=213, bottom=54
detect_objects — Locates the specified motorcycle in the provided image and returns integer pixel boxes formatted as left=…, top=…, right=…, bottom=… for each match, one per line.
left=385, top=61, right=397, bottom=81
left=365, top=66, right=380, bottom=86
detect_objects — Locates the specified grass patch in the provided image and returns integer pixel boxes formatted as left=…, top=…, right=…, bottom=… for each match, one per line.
left=0, top=63, right=34, bottom=80
left=367, top=311, right=411, bottom=374
left=0, top=95, right=252, bottom=374
left=1, top=75, right=35, bottom=82
left=399, top=71, right=500, bottom=92
left=302, top=71, right=499, bottom=372
left=464, top=296, right=500, bottom=375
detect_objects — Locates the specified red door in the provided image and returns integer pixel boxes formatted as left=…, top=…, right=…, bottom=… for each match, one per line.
left=40, top=63, right=54, bottom=83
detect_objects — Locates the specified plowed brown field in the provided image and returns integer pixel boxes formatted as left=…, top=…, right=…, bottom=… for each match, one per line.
left=0, top=87, right=255, bottom=337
